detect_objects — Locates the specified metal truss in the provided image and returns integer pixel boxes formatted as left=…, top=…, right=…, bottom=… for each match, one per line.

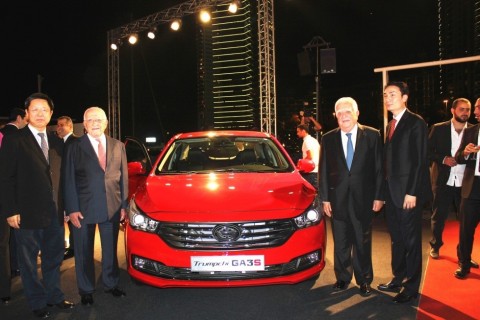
left=107, top=0, right=276, bottom=139
left=257, top=0, right=277, bottom=136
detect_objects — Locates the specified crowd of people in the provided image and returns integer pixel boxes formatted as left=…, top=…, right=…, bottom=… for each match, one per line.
left=0, top=94, right=128, bottom=318
left=1, top=82, right=479, bottom=318
left=297, top=81, right=479, bottom=303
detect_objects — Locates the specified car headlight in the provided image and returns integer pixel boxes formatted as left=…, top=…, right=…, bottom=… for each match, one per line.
left=293, top=199, right=321, bottom=229
left=128, top=200, right=159, bottom=233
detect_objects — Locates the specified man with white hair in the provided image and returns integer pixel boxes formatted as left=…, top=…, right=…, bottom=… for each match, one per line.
left=319, top=97, right=384, bottom=296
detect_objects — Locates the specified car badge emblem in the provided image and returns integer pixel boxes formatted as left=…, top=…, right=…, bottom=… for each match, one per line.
left=212, top=224, right=242, bottom=242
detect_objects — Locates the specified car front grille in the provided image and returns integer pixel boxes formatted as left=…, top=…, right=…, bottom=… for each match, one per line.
left=157, top=219, right=295, bottom=250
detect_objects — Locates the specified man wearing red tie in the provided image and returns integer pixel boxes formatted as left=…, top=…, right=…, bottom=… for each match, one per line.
left=63, top=107, right=128, bottom=306
left=453, top=97, right=480, bottom=279
left=377, top=81, right=432, bottom=303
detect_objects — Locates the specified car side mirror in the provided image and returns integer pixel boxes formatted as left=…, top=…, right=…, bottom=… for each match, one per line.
left=128, top=161, right=146, bottom=175
left=297, top=159, right=315, bottom=173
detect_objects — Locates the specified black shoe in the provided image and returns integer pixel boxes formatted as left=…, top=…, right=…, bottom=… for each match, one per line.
left=471, top=260, right=479, bottom=269
left=33, top=308, right=51, bottom=318
left=10, top=269, right=20, bottom=278
left=377, top=281, right=402, bottom=293
left=104, top=287, right=126, bottom=297
left=359, top=283, right=372, bottom=296
left=47, top=300, right=75, bottom=309
left=392, top=289, right=418, bottom=303
left=81, top=294, right=94, bottom=305
left=429, top=247, right=439, bottom=259
left=332, top=280, right=347, bottom=291
left=1, top=296, right=10, bottom=304
left=454, top=267, right=470, bottom=279
left=63, top=249, right=74, bottom=260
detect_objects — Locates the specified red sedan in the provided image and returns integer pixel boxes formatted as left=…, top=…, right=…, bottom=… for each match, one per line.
left=124, top=131, right=326, bottom=288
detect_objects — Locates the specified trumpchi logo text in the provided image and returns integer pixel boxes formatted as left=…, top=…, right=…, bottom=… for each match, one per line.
left=212, top=224, right=242, bottom=242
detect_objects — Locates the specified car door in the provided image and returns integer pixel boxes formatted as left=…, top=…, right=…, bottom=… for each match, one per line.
left=124, top=137, right=152, bottom=200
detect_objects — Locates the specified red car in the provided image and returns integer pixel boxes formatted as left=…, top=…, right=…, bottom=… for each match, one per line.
left=124, top=131, right=326, bottom=288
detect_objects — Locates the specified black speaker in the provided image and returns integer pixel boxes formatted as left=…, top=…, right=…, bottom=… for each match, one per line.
left=297, top=51, right=312, bottom=76
left=320, top=48, right=336, bottom=74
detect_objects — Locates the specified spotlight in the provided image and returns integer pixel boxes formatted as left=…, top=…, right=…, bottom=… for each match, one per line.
left=147, top=27, right=157, bottom=39
left=228, top=1, right=241, bottom=14
left=170, top=19, right=182, bottom=31
left=199, top=9, right=211, bottom=23
left=110, top=43, right=118, bottom=50
left=128, top=34, right=138, bottom=45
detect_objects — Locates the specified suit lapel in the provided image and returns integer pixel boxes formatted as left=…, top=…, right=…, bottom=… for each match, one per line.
left=23, top=127, right=49, bottom=165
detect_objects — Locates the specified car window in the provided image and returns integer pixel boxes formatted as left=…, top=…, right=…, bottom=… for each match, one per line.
left=155, top=136, right=293, bottom=174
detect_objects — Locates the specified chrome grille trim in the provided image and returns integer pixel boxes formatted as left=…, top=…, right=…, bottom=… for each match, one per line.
left=157, top=220, right=295, bottom=250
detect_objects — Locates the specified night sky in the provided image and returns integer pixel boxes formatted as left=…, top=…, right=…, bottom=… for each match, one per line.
left=3, top=0, right=437, bottom=139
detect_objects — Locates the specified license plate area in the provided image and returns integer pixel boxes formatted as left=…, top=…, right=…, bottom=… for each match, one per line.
left=191, top=255, right=265, bottom=272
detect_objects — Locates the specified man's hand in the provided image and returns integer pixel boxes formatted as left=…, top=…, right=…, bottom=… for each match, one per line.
left=403, top=194, right=416, bottom=210
left=323, top=202, right=332, bottom=217
left=443, top=156, right=457, bottom=167
left=372, top=200, right=384, bottom=212
left=7, top=214, right=21, bottom=229
left=69, top=212, right=84, bottom=228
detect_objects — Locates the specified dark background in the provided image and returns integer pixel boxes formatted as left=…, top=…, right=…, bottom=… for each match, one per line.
left=2, top=0, right=438, bottom=141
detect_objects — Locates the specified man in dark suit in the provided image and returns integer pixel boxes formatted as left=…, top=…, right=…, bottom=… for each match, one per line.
left=0, top=107, right=28, bottom=305
left=0, top=107, right=28, bottom=285
left=56, top=116, right=78, bottom=260
left=428, top=98, right=478, bottom=264
left=63, top=106, right=128, bottom=306
left=319, top=97, right=384, bottom=296
left=0, top=93, right=74, bottom=318
left=377, top=81, right=432, bottom=303
left=453, top=97, right=480, bottom=279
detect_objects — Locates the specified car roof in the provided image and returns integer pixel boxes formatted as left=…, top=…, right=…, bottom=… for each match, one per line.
left=171, top=130, right=273, bottom=140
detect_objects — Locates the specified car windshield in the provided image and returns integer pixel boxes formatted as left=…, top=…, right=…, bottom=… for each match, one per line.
left=155, top=136, right=293, bottom=174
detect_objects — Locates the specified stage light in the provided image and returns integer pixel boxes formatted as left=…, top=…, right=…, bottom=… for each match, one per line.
left=228, top=1, right=241, bottom=14
left=199, top=9, right=211, bottom=23
left=110, top=43, right=118, bottom=50
left=170, top=19, right=182, bottom=31
left=128, top=34, right=138, bottom=45
left=147, top=27, right=157, bottom=39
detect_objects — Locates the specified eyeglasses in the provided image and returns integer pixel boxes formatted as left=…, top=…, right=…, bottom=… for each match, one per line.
left=84, top=119, right=107, bottom=124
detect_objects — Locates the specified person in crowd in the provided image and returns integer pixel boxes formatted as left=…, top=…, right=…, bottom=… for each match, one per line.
left=0, top=93, right=74, bottom=318
left=296, top=123, right=320, bottom=189
left=0, top=107, right=28, bottom=280
left=56, top=116, right=77, bottom=260
left=319, top=97, right=384, bottom=296
left=428, top=98, right=479, bottom=267
left=377, top=81, right=432, bottom=303
left=299, top=110, right=323, bottom=133
left=63, top=106, right=128, bottom=306
left=452, top=97, right=480, bottom=279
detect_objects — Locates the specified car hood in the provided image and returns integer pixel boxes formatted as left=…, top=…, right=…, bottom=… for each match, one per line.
left=133, top=172, right=316, bottom=220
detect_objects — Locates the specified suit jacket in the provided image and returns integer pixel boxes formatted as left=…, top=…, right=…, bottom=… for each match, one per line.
left=0, top=127, right=64, bottom=227
left=428, top=120, right=472, bottom=192
left=455, top=123, right=480, bottom=198
left=0, top=124, right=19, bottom=135
left=63, top=134, right=128, bottom=224
left=319, top=124, right=384, bottom=221
left=384, top=109, right=432, bottom=207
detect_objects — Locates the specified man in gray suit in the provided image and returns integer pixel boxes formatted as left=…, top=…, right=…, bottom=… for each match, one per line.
left=319, top=97, right=384, bottom=297
left=63, top=106, right=128, bottom=306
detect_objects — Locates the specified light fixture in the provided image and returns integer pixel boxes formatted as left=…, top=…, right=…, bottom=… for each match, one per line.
left=128, top=33, right=138, bottom=45
left=170, top=19, right=182, bottom=31
left=110, top=39, right=122, bottom=51
left=110, top=43, right=118, bottom=50
left=147, top=27, right=157, bottom=39
left=228, top=1, right=241, bottom=14
left=199, top=9, right=211, bottom=23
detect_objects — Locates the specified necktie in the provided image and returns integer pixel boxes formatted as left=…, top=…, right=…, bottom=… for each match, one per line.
left=96, top=138, right=106, bottom=171
left=346, top=133, right=353, bottom=170
left=38, top=132, right=49, bottom=163
left=388, top=119, right=397, bottom=140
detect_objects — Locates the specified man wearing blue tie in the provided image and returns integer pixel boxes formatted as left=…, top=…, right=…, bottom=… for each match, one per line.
left=319, top=97, right=384, bottom=296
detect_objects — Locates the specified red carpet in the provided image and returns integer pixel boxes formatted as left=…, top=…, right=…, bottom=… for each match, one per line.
left=417, top=220, right=480, bottom=320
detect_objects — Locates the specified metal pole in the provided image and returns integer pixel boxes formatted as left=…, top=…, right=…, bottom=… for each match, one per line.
left=315, top=46, right=320, bottom=141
